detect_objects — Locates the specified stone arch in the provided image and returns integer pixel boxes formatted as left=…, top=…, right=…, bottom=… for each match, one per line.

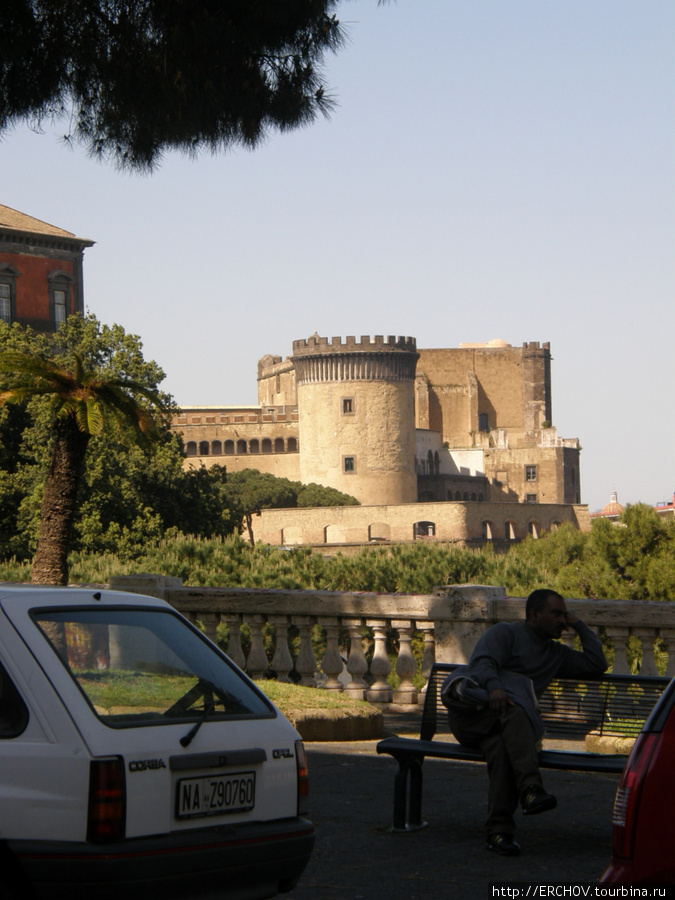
left=414, top=520, right=435, bottom=538
left=281, top=526, right=304, bottom=545
left=288, top=437, right=298, bottom=452
left=212, top=440, right=222, bottom=455
left=528, top=521, right=540, bottom=539
left=236, top=439, right=247, bottom=454
left=481, top=520, right=494, bottom=540
left=505, top=520, right=517, bottom=541
left=368, top=522, right=391, bottom=541
left=324, top=524, right=348, bottom=543
left=250, top=439, right=260, bottom=454
left=262, top=438, right=272, bottom=453
left=199, top=441, right=209, bottom=456
left=186, top=441, right=197, bottom=456
left=224, top=440, right=235, bottom=455
left=274, top=437, right=285, bottom=453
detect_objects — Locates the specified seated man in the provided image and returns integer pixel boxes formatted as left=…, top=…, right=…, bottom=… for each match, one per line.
left=442, top=589, right=608, bottom=856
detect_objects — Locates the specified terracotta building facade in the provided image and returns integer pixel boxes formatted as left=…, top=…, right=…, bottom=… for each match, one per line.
left=0, top=205, right=94, bottom=332
left=172, top=334, right=586, bottom=546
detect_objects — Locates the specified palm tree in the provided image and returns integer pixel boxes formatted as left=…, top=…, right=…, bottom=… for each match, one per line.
left=0, top=349, right=165, bottom=584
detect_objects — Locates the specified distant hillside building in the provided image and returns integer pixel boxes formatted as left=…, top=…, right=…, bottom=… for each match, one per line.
left=172, top=335, right=588, bottom=547
left=0, top=204, right=94, bottom=332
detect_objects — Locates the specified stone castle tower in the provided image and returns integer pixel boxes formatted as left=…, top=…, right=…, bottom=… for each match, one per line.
left=291, top=335, right=419, bottom=506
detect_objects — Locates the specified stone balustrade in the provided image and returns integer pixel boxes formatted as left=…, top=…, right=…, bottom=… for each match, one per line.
left=109, top=576, right=675, bottom=704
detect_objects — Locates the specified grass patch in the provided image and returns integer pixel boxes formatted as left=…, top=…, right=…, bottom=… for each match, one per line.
left=257, top=680, right=377, bottom=715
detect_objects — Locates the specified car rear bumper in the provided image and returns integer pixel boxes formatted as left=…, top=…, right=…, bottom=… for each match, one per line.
left=10, top=817, right=315, bottom=900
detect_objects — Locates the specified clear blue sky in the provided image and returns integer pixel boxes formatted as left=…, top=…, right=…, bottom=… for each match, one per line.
left=2, top=0, right=673, bottom=513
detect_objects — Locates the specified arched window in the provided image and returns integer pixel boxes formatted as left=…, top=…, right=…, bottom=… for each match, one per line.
left=262, top=438, right=272, bottom=453
left=470, top=492, right=477, bottom=501
left=250, top=439, right=260, bottom=454
left=288, top=437, right=298, bottom=452
left=505, top=521, right=517, bottom=541
left=199, top=441, right=209, bottom=456
left=212, top=440, right=222, bottom=455
left=274, top=437, right=285, bottom=453
left=434, top=451, right=440, bottom=475
left=414, top=521, right=436, bottom=538
left=186, top=441, right=197, bottom=456
left=482, top=521, right=494, bottom=540
left=427, top=450, right=434, bottom=473
left=224, top=440, right=234, bottom=455
left=236, top=439, right=247, bottom=454
left=528, top=521, right=540, bottom=539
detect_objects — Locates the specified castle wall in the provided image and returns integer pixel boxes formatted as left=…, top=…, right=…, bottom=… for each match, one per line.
left=252, top=500, right=590, bottom=546
left=257, top=356, right=297, bottom=406
left=416, top=342, right=552, bottom=448
left=173, top=406, right=300, bottom=474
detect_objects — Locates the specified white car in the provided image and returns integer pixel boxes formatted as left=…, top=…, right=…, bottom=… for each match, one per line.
left=0, top=586, right=314, bottom=900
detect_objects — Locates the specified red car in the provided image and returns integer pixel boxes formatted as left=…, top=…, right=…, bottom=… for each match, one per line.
left=601, top=677, right=675, bottom=883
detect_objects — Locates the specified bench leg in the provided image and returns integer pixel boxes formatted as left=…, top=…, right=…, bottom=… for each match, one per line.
left=392, top=756, right=427, bottom=832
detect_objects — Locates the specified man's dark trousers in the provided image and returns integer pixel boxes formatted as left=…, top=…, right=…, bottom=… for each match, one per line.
left=448, top=702, right=542, bottom=836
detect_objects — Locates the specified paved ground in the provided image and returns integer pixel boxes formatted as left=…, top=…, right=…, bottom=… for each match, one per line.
left=286, top=711, right=620, bottom=900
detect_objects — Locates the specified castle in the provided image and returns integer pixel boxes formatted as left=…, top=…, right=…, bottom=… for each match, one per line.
left=172, top=334, right=589, bottom=547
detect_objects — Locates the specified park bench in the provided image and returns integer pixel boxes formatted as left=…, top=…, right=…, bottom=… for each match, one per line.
left=376, top=662, right=671, bottom=831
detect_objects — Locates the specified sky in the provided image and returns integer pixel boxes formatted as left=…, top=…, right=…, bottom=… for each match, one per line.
left=2, top=0, right=673, bottom=513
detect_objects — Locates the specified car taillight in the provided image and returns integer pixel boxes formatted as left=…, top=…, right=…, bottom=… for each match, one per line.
left=87, top=757, right=126, bottom=843
left=612, top=733, right=658, bottom=860
left=295, top=740, right=309, bottom=816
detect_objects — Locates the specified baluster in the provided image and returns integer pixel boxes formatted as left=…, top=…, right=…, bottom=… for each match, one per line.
left=366, top=620, right=392, bottom=703
left=269, top=616, right=293, bottom=682
left=246, top=615, right=269, bottom=679
left=560, top=629, right=577, bottom=651
left=418, top=623, right=435, bottom=692
left=222, top=614, right=246, bottom=670
left=318, top=618, right=344, bottom=691
left=293, top=616, right=317, bottom=686
left=201, top=612, right=220, bottom=645
left=633, top=627, right=659, bottom=677
left=604, top=626, right=631, bottom=675
left=343, top=619, right=368, bottom=700
left=392, top=621, right=418, bottom=705
left=659, top=628, right=675, bottom=677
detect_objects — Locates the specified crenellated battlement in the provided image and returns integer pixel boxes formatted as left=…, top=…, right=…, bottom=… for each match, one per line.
left=292, top=333, right=417, bottom=356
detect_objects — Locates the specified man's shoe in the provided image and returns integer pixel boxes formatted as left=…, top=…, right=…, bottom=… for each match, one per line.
left=486, top=833, right=521, bottom=856
left=521, top=784, right=557, bottom=815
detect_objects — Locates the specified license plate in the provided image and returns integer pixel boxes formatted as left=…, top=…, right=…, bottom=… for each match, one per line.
left=176, top=771, right=256, bottom=819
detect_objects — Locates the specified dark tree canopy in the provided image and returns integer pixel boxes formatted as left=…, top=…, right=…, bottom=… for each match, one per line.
left=0, top=0, right=352, bottom=170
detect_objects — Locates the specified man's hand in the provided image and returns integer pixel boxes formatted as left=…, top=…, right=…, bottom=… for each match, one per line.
left=565, top=610, right=579, bottom=627
left=488, top=688, right=515, bottom=716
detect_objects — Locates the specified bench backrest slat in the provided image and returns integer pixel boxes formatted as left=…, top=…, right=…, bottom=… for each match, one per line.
left=420, top=663, right=671, bottom=743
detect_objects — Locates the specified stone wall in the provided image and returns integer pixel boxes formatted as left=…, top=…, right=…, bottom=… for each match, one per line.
left=253, top=499, right=590, bottom=546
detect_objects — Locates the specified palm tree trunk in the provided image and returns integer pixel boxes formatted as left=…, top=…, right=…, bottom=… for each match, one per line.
left=31, top=416, right=90, bottom=585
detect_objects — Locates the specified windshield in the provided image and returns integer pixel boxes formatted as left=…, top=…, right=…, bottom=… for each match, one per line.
left=32, top=607, right=274, bottom=727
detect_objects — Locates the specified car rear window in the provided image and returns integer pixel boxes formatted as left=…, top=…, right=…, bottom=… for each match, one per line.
left=0, top=661, right=29, bottom=738
left=32, top=607, right=275, bottom=727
